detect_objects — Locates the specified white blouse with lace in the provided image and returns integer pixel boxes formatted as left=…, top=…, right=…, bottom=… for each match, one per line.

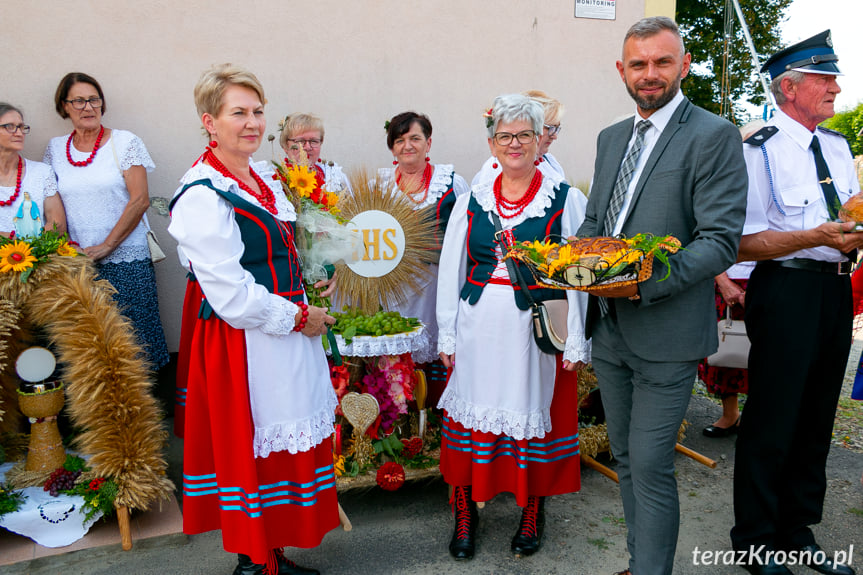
left=374, top=164, right=470, bottom=363
left=43, top=129, right=153, bottom=264
left=0, top=159, right=58, bottom=236
left=435, top=174, right=590, bottom=439
left=169, top=161, right=337, bottom=458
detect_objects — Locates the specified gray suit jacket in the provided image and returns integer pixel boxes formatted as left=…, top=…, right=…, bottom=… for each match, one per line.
left=578, top=98, right=748, bottom=362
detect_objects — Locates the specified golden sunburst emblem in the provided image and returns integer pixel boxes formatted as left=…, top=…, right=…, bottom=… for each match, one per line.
left=334, top=169, right=440, bottom=314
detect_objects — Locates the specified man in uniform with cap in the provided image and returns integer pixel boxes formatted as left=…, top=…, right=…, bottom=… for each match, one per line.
left=732, top=30, right=861, bottom=575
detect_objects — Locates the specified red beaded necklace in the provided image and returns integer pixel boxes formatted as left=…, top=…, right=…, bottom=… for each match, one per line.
left=0, top=156, right=23, bottom=207
left=494, top=169, right=543, bottom=219
left=66, top=125, right=105, bottom=167
left=204, top=148, right=277, bottom=214
left=396, top=162, right=433, bottom=204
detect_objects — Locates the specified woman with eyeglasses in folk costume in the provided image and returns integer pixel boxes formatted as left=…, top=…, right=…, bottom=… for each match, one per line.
left=436, top=94, right=589, bottom=561
left=0, top=102, right=66, bottom=238
left=472, top=90, right=566, bottom=187
left=279, top=113, right=351, bottom=193
left=42, top=72, right=169, bottom=370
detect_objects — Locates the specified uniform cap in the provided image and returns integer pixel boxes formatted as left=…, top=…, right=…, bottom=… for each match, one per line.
left=761, top=30, right=841, bottom=79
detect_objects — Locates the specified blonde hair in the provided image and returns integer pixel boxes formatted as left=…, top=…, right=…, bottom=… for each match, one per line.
left=193, top=63, right=266, bottom=118
left=279, top=113, right=325, bottom=151
left=523, top=89, right=564, bottom=125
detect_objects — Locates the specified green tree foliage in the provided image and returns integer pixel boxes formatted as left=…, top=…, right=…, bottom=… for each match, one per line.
left=677, top=0, right=792, bottom=123
left=822, top=102, right=863, bottom=157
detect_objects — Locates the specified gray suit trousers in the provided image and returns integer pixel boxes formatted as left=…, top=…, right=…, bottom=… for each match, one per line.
left=592, top=316, right=697, bottom=575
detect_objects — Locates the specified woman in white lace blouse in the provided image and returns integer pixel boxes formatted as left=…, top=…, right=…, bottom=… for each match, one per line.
left=43, top=73, right=168, bottom=369
left=0, top=102, right=66, bottom=238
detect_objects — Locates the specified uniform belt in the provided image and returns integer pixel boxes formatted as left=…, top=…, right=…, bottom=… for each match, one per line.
left=764, top=258, right=852, bottom=275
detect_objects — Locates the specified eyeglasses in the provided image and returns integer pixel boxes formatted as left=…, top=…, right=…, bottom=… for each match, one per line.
left=493, top=130, right=536, bottom=146
left=544, top=124, right=562, bottom=137
left=64, top=97, right=103, bottom=110
left=0, top=123, right=30, bottom=134
left=287, top=138, right=322, bottom=148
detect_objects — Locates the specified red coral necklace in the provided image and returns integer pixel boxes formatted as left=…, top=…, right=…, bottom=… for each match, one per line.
left=66, top=125, right=105, bottom=167
left=204, top=148, right=277, bottom=214
left=0, top=156, right=23, bottom=207
left=396, top=162, right=432, bottom=204
left=494, top=169, right=542, bottom=219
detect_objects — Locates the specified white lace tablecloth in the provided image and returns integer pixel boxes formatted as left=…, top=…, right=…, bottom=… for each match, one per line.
left=332, top=324, right=428, bottom=358
left=0, top=462, right=102, bottom=547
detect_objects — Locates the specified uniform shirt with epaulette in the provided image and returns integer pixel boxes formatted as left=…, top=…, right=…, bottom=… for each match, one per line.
left=742, top=107, right=860, bottom=262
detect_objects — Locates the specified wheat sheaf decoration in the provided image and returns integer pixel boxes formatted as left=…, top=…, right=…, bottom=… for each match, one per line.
left=334, top=169, right=440, bottom=315
left=0, top=254, right=173, bottom=510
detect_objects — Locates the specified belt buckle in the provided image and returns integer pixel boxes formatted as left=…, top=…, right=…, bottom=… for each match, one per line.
left=838, top=261, right=852, bottom=275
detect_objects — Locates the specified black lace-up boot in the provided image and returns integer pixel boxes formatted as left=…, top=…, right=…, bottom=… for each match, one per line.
left=511, top=495, right=546, bottom=556
left=448, top=485, right=478, bottom=560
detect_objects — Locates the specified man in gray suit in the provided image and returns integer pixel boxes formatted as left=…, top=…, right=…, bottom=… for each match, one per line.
left=576, top=17, right=748, bottom=575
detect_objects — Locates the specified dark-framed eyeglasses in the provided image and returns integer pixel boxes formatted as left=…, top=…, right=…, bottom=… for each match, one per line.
left=493, top=130, right=536, bottom=146
left=287, top=138, right=322, bottom=148
left=0, top=123, right=30, bottom=134
left=544, top=124, right=562, bottom=137
left=64, top=97, right=103, bottom=110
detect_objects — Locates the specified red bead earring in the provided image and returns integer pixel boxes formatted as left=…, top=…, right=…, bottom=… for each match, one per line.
left=208, top=140, right=218, bottom=149
left=492, top=158, right=499, bottom=169
left=534, top=159, right=540, bottom=166
left=425, top=156, right=430, bottom=162
left=392, top=159, right=398, bottom=166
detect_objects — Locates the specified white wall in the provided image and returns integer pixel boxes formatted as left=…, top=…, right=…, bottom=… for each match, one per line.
left=4, top=0, right=666, bottom=350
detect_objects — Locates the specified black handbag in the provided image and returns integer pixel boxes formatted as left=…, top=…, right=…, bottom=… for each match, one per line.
left=492, top=213, right=567, bottom=354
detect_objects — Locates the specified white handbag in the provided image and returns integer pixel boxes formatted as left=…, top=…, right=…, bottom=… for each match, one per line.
left=706, top=308, right=750, bottom=369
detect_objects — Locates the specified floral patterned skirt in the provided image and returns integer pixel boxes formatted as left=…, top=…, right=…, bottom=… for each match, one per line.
left=96, top=258, right=170, bottom=370
left=697, top=279, right=749, bottom=396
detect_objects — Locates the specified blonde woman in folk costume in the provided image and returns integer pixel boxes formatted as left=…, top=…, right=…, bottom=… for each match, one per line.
left=169, top=64, right=338, bottom=575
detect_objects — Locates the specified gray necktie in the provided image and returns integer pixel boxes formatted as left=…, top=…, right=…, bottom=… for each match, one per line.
left=603, top=119, right=652, bottom=235
left=599, top=119, right=651, bottom=317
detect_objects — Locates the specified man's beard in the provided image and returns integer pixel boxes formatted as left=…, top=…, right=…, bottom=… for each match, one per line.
left=626, top=75, right=682, bottom=111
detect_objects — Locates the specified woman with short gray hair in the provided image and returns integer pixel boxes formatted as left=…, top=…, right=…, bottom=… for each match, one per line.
left=0, top=102, right=66, bottom=237
left=436, top=93, right=589, bottom=561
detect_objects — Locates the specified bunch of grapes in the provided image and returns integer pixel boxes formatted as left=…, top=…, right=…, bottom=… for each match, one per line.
left=44, top=468, right=80, bottom=497
left=331, top=309, right=421, bottom=338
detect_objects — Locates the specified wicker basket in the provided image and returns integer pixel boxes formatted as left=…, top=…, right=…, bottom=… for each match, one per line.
left=510, top=236, right=681, bottom=292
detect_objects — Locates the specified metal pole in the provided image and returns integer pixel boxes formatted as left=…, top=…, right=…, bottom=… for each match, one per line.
left=731, top=0, right=775, bottom=109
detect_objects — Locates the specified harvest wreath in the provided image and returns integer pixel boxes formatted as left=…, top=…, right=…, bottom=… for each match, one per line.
left=0, top=239, right=173, bottom=548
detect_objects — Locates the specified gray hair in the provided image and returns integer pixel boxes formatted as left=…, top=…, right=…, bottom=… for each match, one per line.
left=624, top=16, right=685, bottom=57
left=770, top=70, right=806, bottom=105
left=487, top=94, right=544, bottom=138
left=0, top=102, right=24, bottom=120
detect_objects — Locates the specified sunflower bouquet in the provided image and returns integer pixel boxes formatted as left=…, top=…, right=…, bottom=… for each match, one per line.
left=0, top=230, right=78, bottom=282
left=505, top=233, right=681, bottom=291
left=272, top=148, right=357, bottom=297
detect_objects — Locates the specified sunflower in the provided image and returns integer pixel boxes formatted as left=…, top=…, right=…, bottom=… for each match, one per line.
left=287, top=165, right=318, bottom=199
left=0, top=240, right=38, bottom=273
left=56, top=242, right=78, bottom=257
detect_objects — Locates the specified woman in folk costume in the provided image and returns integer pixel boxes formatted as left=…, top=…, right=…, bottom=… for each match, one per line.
left=436, top=93, right=590, bottom=560
left=376, top=111, right=470, bottom=399
left=168, top=64, right=338, bottom=575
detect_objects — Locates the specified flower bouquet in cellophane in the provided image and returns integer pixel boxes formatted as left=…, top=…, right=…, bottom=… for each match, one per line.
left=505, top=233, right=681, bottom=292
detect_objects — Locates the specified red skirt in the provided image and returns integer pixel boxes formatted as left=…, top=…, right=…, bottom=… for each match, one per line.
left=172, top=278, right=200, bottom=438
left=440, top=361, right=580, bottom=507
left=180, top=281, right=339, bottom=563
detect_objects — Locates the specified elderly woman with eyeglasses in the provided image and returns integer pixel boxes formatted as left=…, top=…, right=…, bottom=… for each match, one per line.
left=43, top=72, right=169, bottom=370
left=279, top=113, right=350, bottom=193
left=472, top=90, right=566, bottom=187
left=436, top=93, right=589, bottom=561
left=0, top=102, right=66, bottom=238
